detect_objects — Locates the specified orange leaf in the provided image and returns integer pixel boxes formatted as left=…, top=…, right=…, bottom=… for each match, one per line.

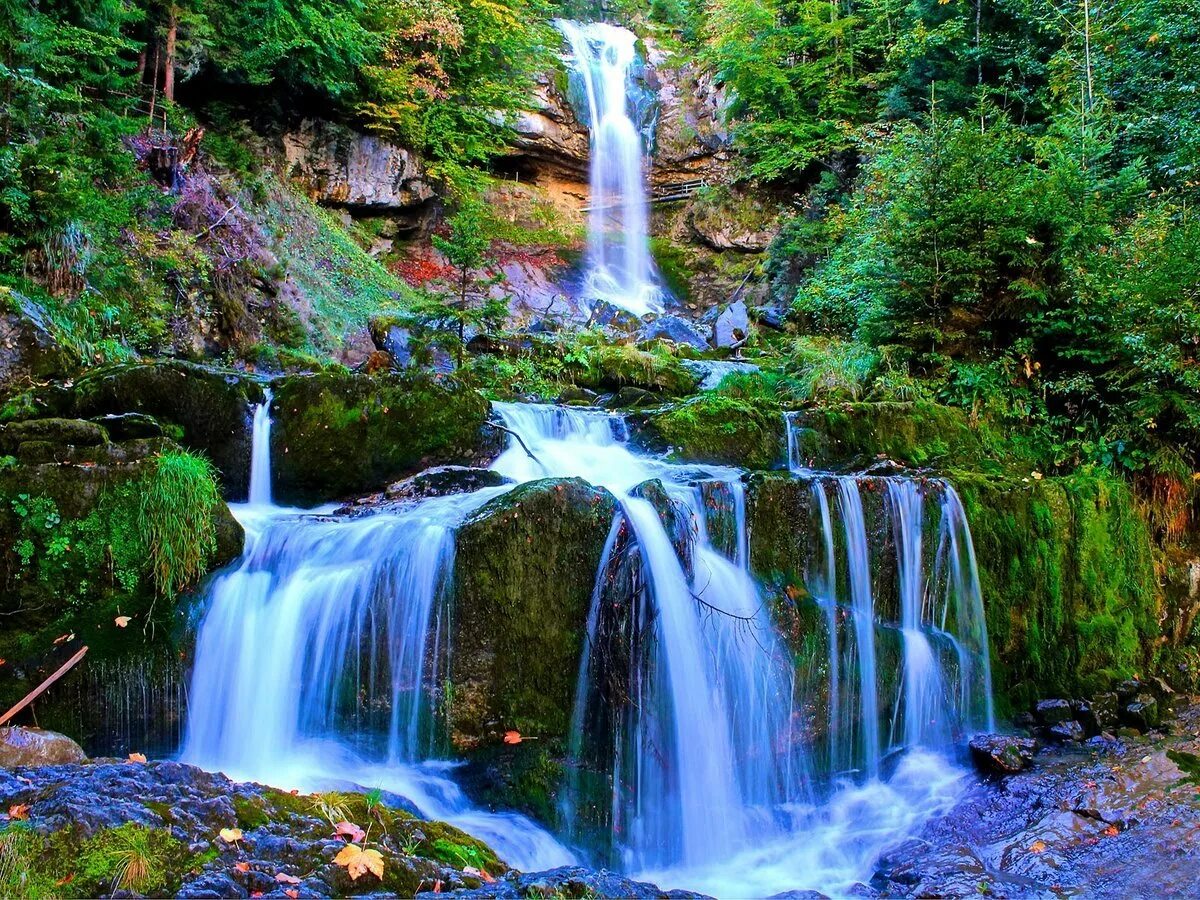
left=285, top=891, right=299, bottom=899
left=333, top=844, right=385, bottom=881
left=114, top=616, right=131, bottom=628
left=55, top=873, right=75, bottom=886
left=503, top=730, right=522, bottom=745
left=8, top=804, right=29, bottom=820
left=128, top=752, right=147, bottom=763
left=433, top=880, right=443, bottom=893
left=334, top=821, right=366, bottom=843
left=276, top=873, right=301, bottom=885
left=1103, top=825, right=1119, bottom=837
left=52, top=633, right=74, bottom=645
left=1029, top=840, right=1047, bottom=854
left=235, top=862, right=250, bottom=874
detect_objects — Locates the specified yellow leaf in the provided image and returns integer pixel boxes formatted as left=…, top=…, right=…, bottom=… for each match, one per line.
left=1029, top=839, right=1047, bottom=854
left=128, top=752, right=147, bottom=763
left=219, top=827, right=244, bottom=843
left=333, top=844, right=385, bottom=881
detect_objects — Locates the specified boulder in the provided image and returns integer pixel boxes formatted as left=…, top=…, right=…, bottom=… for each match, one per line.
left=449, top=478, right=619, bottom=745
left=631, top=394, right=784, bottom=470
left=0, top=417, right=107, bottom=452
left=1047, top=719, right=1086, bottom=742
left=384, top=466, right=511, bottom=503
left=0, top=727, right=86, bottom=767
left=0, top=291, right=74, bottom=388
left=968, top=734, right=1038, bottom=775
left=589, top=300, right=644, bottom=333
left=713, top=299, right=750, bottom=349
left=1077, top=693, right=1119, bottom=734
left=270, top=371, right=492, bottom=506
left=1035, top=699, right=1074, bottom=726
left=1122, top=694, right=1160, bottom=731
left=637, top=315, right=709, bottom=351
left=369, top=316, right=414, bottom=368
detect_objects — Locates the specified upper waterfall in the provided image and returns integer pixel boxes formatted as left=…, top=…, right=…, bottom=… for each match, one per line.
left=557, top=20, right=662, bottom=317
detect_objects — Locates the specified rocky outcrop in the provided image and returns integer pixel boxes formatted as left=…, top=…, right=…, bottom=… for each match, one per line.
left=645, top=43, right=733, bottom=185
left=0, top=727, right=87, bottom=767
left=506, top=74, right=590, bottom=177
left=632, top=394, right=784, bottom=470
left=968, top=734, right=1038, bottom=775
left=281, top=118, right=435, bottom=216
left=0, top=291, right=75, bottom=389
left=270, top=371, right=494, bottom=506
left=450, top=478, right=619, bottom=746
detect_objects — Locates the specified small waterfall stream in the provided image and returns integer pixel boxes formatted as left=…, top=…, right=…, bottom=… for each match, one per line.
left=557, top=20, right=662, bottom=316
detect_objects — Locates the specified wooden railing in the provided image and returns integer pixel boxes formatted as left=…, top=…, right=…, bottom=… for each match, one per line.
left=581, top=178, right=708, bottom=212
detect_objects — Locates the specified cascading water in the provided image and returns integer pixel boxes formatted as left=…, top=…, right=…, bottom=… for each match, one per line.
left=181, top=398, right=573, bottom=871
left=247, top=388, right=272, bottom=506
left=557, top=21, right=662, bottom=316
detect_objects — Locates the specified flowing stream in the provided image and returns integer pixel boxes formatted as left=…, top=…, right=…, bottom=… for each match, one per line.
left=557, top=20, right=662, bottom=316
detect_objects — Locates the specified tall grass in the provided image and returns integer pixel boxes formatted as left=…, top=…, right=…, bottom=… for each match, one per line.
left=139, top=451, right=220, bottom=596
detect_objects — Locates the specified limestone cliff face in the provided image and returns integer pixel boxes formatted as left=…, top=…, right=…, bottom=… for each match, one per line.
left=644, top=41, right=735, bottom=186
left=280, top=118, right=434, bottom=213
left=505, top=73, right=590, bottom=178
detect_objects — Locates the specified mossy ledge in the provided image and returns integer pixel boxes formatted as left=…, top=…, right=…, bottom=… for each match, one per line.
left=269, top=371, right=493, bottom=506
left=632, top=394, right=785, bottom=469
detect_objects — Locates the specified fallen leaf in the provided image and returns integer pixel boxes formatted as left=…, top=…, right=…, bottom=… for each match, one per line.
left=334, top=821, right=366, bottom=843
left=8, top=804, right=29, bottom=820
left=114, top=616, right=131, bottom=628
left=503, top=730, right=522, bottom=745
left=219, top=827, right=243, bottom=843
left=333, top=844, right=385, bottom=881
left=481, top=869, right=495, bottom=883
left=251, top=893, right=263, bottom=898
left=55, top=873, right=75, bottom=886
left=1103, top=825, right=1119, bottom=837
left=1029, top=840, right=1047, bottom=854
left=0, top=658, right=7, bottom=666
left=276, top=873, right=301, bottom=885
left=285, top=891, right=299, bottom=899
left=234, top=862, right=250, bottom=873
left=128, top=752, right=147, bottom=763
left=433, top=880, right=443, bottom=893
left=52, top=632, right=74, bottom=645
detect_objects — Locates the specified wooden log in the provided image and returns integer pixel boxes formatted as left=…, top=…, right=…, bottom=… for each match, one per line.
left=0, top=645, right=89, bottom=727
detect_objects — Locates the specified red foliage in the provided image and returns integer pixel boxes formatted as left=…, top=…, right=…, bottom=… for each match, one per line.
left=392, top=249, right=454, bottom=286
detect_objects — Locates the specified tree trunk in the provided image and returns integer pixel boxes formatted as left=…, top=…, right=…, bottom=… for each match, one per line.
left=163, top=6, right=177, bottom=102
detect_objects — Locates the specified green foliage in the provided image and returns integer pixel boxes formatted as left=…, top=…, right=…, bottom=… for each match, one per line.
left=139, top=450, right=220, bottom=596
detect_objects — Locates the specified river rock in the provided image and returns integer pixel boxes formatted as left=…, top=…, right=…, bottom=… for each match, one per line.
left=713, top=299, right=750, bottom=349
left=637, top=315, right=709, bottom=351
left=1077, top=693, right=1118, bottom=734
left=0, top=727, right=86, bottom=767
left=589, top=299, right=644, bottom=333
left=1035, top=698, right=1073, bottom=726
left=369, top=316, right=415, bottom=368
left=1048, top=719, right=1087, bottom=742
left=1122, top=694, right=1160, bottom=731
left=420, top=864, right=710, bottom=899
left=968, top=734, right=1038, bottom=775
left=385, top=466, right=511, bottom=502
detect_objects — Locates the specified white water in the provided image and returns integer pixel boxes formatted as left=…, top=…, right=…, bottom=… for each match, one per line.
left=557, top=21, right=662, bottom=317
left=182, top=406, right=573, bottom=872
left=247, top=388, right=272, bottom=506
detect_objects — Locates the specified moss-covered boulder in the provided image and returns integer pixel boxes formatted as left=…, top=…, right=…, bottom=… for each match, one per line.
left=0, top=432, right=241, bottom=750
left=573, top=345, right=699, bottom=396
left=633, top=394, right=784, bottom=468
left=958, top=468, right=1159, bottom=711
left=62, top=361, right=266, bottom=499
left=791, top=401, right=989, bottom=472
left=270, top=371, right=492, bottom=506
left=450, top=477, right=619, bottom=745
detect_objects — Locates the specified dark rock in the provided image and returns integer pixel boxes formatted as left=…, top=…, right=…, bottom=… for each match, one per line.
left=751, top=305, right=787, bottom=329
left=0, top=292, right=74, bottom=387
left=713, top=299, right=750, bottom=348
left=1013, top=711, right=1037, bottom=732
left=637, top=315, right=709, bottom=351
left=1035, top=698, right=1074, bottom=725
left=1122, top=694, right=1160, bottom=731
left=557, top=384, right=599, bottom=405
left=384, top=466, right=511, bottom=502
left=1083, top=692, right=1119, bottom=733
left=1048, top=719, right=1086, bottom=742
left=968, top=733, right=1038, bottom=774
left=421, top=865, right=708, bottom=899
left=589, top=300, right=644, bottom=333
left=0, top=727, right=86, bottom=767
left=89, top=412, right=165, bottom=440
left=1116, top=679, right=1146, bottom=703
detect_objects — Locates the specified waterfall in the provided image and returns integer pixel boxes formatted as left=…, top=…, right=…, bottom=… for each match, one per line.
left=491, top=403, right=798, bottom=873
left=182, top=400, right=573, bottom=871
left=557, top=20, right=662, bottom=316
left=247, top=388, right=272, bottom=506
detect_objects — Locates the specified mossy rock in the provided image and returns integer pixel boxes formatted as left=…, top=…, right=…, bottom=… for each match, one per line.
left=64, top=360, right=266, bottom=499
left=0, top=417, right=108, bottom=452
left=793, top=401, right=988, bottom=472
left=270, top=371, right=492, bottom=506
left=955, top=468, right=1159, bottom=712
left=450, top=478, right=619, bottom=745
left=634, top=394, right=785, bottom=469
left=573, top=345, right=698, bottom=396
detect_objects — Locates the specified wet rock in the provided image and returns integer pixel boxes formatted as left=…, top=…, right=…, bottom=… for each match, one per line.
left=1035, top=698, right=1073, bottom=726
left=89, top=412, right=165, bottom=440
left=0, top=727, right=86, bottom=767
left=0, top=417, right=108, bottom=452
left=1122, top=694, right=1160, bottom=731
left=968, top=734, right=1038, bottom=774
left=0, top=291, right=74, bottom=387
left=637, top=315, right=709, bottom=351
left=1077, top=693, right=1118, bottom=734
left=557, top=384, right=599, bottom=405
left=589, top=300, right=644, bottom=333
left=385, top=466, right=511, bottom=502
left=752, top=305, right=787, bottom=329
left=1014, top=711, right=1037, bottom=732
left=713, top=299, right=750, bottom=349
left=423, top=865, right=707, bottom=899
left=1048, top=719, right=1087, bottom=742
left=1116, top=679, right=1146, bottom=703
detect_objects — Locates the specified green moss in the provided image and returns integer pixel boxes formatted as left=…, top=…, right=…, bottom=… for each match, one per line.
left=232, top=795, right=270, bottom=831
left=451, top=479, right=619, bottom=743
left=639, top=394, right=784, bottom=469
left=271, top=371, right=491, bottom=505
left=574, top=344, right=698, bottom=396
left=956, top=467, right=1159, bottom=711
